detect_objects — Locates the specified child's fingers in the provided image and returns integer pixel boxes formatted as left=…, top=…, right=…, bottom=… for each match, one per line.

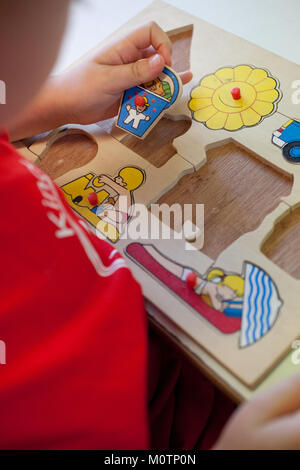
left=141, top=46, right=156, bottom=59
left=141, top=48, right=192, bottom=84
left=215, top=374, right=300, bottom=450
left=141, top=46, right=192, bottom=86
left=105, top=54, right=165, bottom=92
left=256, top=412, right=300, bottom=450
left=125, top=22, right=172, bottom=66
left=242, top=373, right=300, bottom=424
left=179, top=71, right=193, bottom=85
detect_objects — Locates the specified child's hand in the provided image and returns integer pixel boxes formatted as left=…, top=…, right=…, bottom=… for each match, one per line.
left=56, top=21, right=192, bottom=125
left=214, top=373, right=300, bottom=450
left=9, top=22, right=192, bottom=141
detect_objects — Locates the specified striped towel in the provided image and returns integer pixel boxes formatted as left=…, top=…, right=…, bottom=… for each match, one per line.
left=240, top=262, right=282, bottom=347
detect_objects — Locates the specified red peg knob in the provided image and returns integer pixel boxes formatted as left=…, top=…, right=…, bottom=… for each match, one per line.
left=134, top=95, right=146, bottom=106
left=88, top=192, right=99, bottom=206
left=186, top=272, right=198, bottom=289
left=231, top=87, right=241, bottom=100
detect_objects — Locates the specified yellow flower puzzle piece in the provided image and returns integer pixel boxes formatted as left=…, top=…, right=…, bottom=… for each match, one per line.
left=189, top=65, right=281, bottom=131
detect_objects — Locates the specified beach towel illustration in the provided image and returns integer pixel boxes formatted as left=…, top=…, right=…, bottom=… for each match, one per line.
left=61, top=166, right=145, bottom=243
left=125, top=243, right=282, bottom=347
left=239, top=263, right=282, bottom=347
left=116, top=66, right=181, bottom=138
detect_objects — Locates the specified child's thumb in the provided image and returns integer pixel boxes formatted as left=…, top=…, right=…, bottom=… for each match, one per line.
left=109, top=54, right=165, bottom=92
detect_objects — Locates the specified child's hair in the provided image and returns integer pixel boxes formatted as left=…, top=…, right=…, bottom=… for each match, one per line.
left=118, top=167, right=145, bottom=191
left=207, top=268, right=244, bottom=297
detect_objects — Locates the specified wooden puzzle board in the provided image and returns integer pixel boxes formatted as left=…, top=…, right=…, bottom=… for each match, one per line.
left=16, top=1, right=300, bottom=398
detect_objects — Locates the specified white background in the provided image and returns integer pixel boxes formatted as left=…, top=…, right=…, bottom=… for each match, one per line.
left=53, top=0, right=300, bottom=73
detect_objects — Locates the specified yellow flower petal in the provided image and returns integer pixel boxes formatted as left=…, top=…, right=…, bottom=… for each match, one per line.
left=224, top=113, right=243, bottom=131
left=251, top=101, right=274, bottom=116
left=256, top=89, right=279, bottom=103
left=189, top=97, right=212, bottom=111
left=247, top=68, right=268, bottom=85
left=191, top=86, right=214, bottom=99
left=190, top=66, right=281, bottom=131
left=241, top=108, right=261, bottom=126
left=206, top=112, right=228, bottom=130
left=254, top=77, right=277, bottom=92
left=194, top=105, right=217, bottom=122
left=212, top=81, right=256, bottom=114
left=215, top=67, right=234, bottom=83
left=200, top=74, right=222, bottom=89
left=233, top=65, right=253, bottom=82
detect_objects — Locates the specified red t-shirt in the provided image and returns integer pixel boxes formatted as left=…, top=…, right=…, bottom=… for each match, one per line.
left=0, top=132, right=149, bottom=449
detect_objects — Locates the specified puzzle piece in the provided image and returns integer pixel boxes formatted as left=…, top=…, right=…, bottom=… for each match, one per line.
left=116, top=65, right=182, bottom=139
left=13, top=141, right=39, bottom=163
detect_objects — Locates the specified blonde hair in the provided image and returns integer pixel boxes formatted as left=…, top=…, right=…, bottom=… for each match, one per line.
left=207, top=268, right=244, bottom=297
left=118, top=167, right=145, bottom=191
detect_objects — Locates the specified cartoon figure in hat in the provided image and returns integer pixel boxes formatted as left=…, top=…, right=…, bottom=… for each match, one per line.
left=123, top=95, right=150, bottom=129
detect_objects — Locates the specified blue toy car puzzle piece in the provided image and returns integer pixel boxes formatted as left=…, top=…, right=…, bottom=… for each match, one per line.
left=272, top=119, right=300, bottom=163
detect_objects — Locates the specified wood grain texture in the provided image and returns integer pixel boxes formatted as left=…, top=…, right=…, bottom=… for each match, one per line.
left=120, top=116, right=191, bottom=167
left=37, top=132, right=98, bottom=180
left=261, top=206, right=300, bottom=280
left=158, top=142, right=292, bottom=259
left=169, top=25, right=193, bottom=73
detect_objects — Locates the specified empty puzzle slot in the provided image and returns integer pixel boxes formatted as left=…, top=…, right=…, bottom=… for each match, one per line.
left=261, top=206, right=300, bottom=280
left=37, top=130, right=98, bottom=180
left=158, top=141, right=292, bottom=260
left=168, top=24, right=193, bottom=73
left=94, top=113, right=191, bottom=170
left=120, top=116, right=191, bottom=167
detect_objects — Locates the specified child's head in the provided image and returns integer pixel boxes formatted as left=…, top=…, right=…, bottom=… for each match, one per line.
left=117, top=167, right=145, bottom=191
left=0, top=0, right=70, bottom=130
left=134, top=95, right=149, bottom=113
left=207, top=268, right=244, bottom=300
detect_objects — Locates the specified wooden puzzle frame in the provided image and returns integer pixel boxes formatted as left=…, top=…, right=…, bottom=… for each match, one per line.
left=15, top=0, right=300, bottom=398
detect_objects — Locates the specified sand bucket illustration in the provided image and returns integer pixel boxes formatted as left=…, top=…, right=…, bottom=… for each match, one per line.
left=116, top=66, right=181, bottom=138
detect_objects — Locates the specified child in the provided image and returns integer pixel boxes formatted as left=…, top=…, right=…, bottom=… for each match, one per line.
left=1, top=0, right=300, bottom=450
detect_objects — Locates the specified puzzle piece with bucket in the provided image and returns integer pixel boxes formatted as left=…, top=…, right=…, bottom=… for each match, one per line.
left=116, top=65, right=182, bottom=139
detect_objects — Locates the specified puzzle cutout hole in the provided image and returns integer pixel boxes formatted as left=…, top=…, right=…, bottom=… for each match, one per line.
left=168, top=24, right=193, bottom=73
left=120, top=115, right=191, bottom=167
left=261, top=206, right=300, bottom=280
left=158, top=141, right=292, bottom=259
left=37, top=131, right=98, bottom=180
